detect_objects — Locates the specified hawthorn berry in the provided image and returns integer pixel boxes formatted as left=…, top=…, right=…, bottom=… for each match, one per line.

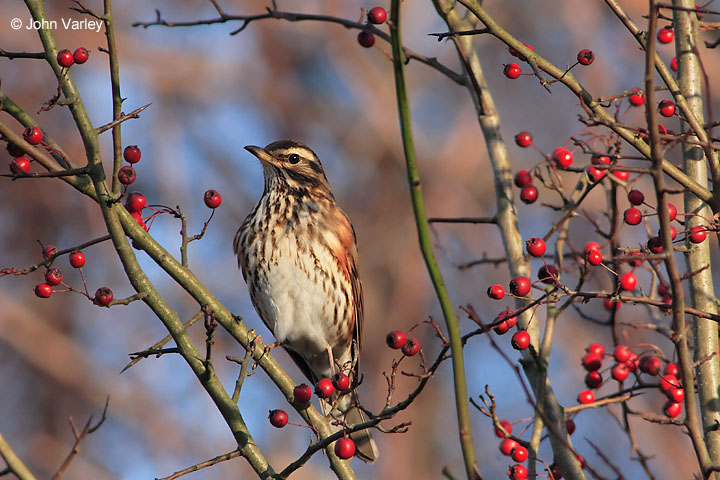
left=69, top=250, right=86, bottom=268
left=402, top=337, right=420, bottom=356
left=584, top=241, right=600, bottom=254
left=125, top=192, right=147, bottom=212
left=627, top=189, right=644, bottom=205
left=640, top=356, right=662, bottom=376
left=73, top=47, right=89, bottom=64
left=619, top=272, right=637, bottom=291
left=611, top=363, right=630, bottom=382
left=581, top=352, right=603, bottom=372
left=34, top=283, right=53, bottom=298
left=509, top=276, right=531, bottom=296
left=118, top=165, right=136, bottom=185
left=614, top=344, right=632, bottom=362
left=660, top=374, right=679, bottom=392
left=628, top=88, right=645, bottom=106
left=487, top=284, right=505, bottom=300
left=293, top=383, right=313, bottom=404
left=494, top=309, right=518, bottom=335
left=688, top=225, right=707, bottom=244
left=332, top=372, right=351, bottom=392
left=667, top=386, right=685, bottom=403
left=552, top=147, right=573, bottom=168
left=658, top=99, right=676, bottom=117
left=591, top=154, right=611, bottom=166
left=23, top=126, right=43, bottom=146
left=626, top=353, right=640, bottom=372
left=664, top=362, right=679, bottom=377
left=586, top=343, right=605, bottom=356
left=667, top=203, right=678, bottom=221
left=526, top=237, right=546, bottom=257
left=499, top=437, right=518, bottom=456
left=663, top=400, right=682, bottom=418
left=577, top=49, right=594, bottom=66
left=577, top=389, right=595, bottom=404
left=508, top=43, right=534, bottom=60
left=538, top=264, right=559, bottom=284
left=367, top=7, right=387, bottom=24
left=94, top=287, right=114, bottom=307
left=671, top=56, right=677, bottom=72
left=44, top=267, right=63, bottom=286
left=611, top=168, right=630, bottom=181
left=657, top=26, right=674, bottom=44
left=585, top=371, right=602, bottom=389
left=603, top=298, right=621, bottom=311
left=587, top=166, right=605, bottom=182
left=57, top=49, right=74, bottom=67
left=315, top=378, right=335, bottom=398
left=586, top=249, right=602, bottom=266
left=334, top=438, right=355, bottom=460
left=512, top=445, right=529, bottom=463
left=494, top=419, right=513, bottom=437
left=662, top=225, right=678, bottom=240
left=514, top=131, right=532, bottom=147
left=514, top=170, right=533, bottom=188
left=508, top=464, right=528, bottom=480
left=503, top=63, right=522, bottom=79
left=268, top=409, right=288, bottom=428
left=647, top=236, right=663, bottom=253
left=623, top=207, right=642, bottom=226
left=386, top=330, right=407, bottom=349
left=43, top=245, right=57, bottom=259
left=123, top=145, right=142, bottom=164
left=565, top=418, right=576, bottom=435
left=511, top=330, right=530, bottom=350
left=204, top=189, right=222, bottom=209
left=10, top=157, right=30, bottom=174
left=519, top=184, right=538, bottom=204
left=357, top=30, right=375, bottom=48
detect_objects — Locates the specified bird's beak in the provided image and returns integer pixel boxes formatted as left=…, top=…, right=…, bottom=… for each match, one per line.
left=244, top=145, right=276, bottom=165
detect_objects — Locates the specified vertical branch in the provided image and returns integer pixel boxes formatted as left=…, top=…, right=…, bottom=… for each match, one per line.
left=673, top=0, right=720, bottom=466
left=102, top=0, right=125, bottom=196
left=644, top=2, right=713, bottom=476
left=388, top=1, right=480, bottom=479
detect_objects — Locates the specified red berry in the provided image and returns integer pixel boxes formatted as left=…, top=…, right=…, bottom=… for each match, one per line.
left=592, top=154, right=611, bottom=166
left=44, top=267, right=63, bottom=286
left=585, top=371, right=602, bottom=389
left=611, top=168, right=629, bottom=181
left=386, top=330, right=406, bottom=349
left=123, top=145, right=142, bottom=164
left=293, top=383, right=312, bottom=404
left=625, top=353, right=640, bottom=372
left=526, top=237, right=546, bottom=257
left=402, top=337, right=420, bottom=356
left=520, top=184, right=538, bottom=204
left=584, top=241, right=600, bottom=254
left=268, top=409, right=288, bottom=428
left=660, top=374, right=679, bottom=392
left=586, top=343, right=605, bottom=356
left=623, top=207, right=642, bottom=226
left=614, top=345, right=632, bottom=362
left=647, top=236, right=663, bottom=253
left=487, top=284, right=505, bottom=300
left=552, top=147, right=573, bottom=168
left=509, top=276, right=531, bottom=296
left=689, top=225, right=707, bottom=244
left=587, top=166, right=605, bottom=182
left=508, top=43, right=534, bottom=60
left=664, top=362, right=679, bottom=377
left=6, top=142, right=24, bottom=157
left=125, top=192, right=146, bottom=213
left=577, top=389, right=595, bottom=404
left=586, top=249, right=602, bottom=266
left=494, top=309, right=518, bottom=335
left=73, top=47, right=89, bottom=64
left=23, top=126, right=43, bottom=145
left=629, top=88, right=645, bottom=106
left=69, top=250, right=86, bottom=268
left=508, top=464, right=528, bottom=480
left=118, top=165, right=136, bottom=185
left=538, top=264, right=559, bottom=284
left=667, top=203, right=678, bottom=221
left=582, top=352, right=603, bottom=372
left=494, top=419, right=513, bottom=437
left=357, top=30, right=375, bottom=48
left=94, top=287, right=114, bottom=306
left=334, top=438, right=355, bottom=459
left=550, top=464, right=564, bottom=479
left=612, top=363, right=630, bottom=382
left=511, top=331, right=531, bottom=350
left=499, top=437, right=518, bottom=456
left=315, top=378, right=335, bottom=398
left=512, top=445, right=529, bottom=463
left=514, top=170, right=533, bottom=187
left=671, top=56, right=677, bottom=72
left=332, top=372, right=351, bottom=392
left=603, top=297, right=621, bottom=311
left=57, top=49, right=74, bottom=68
left=658, top=100, right=676, bottom=117
left=515, top=131, right=532, bottom=147
left=367, top=7, right=387, bottom=24
left=620, top=272, right=637, bottom=291
left=577, top=49, right=594, bottom=66
left=43, top=245, right=57, bottom=259
left=657, top=26, right=674, bottom=44
left=627, top=189, right=644, bottom=205
left=503, top=63, right=522, bottom=79
left=565, top=418, right=576, bottom=435
left=204, top=189, right=222, bottom=209
left=10, top=157, right=30, bottom=174
left=663, top=400, right=682, bottom=418
left=641, top=356, right=662, bottom=376
left=34, top=283, right=53, bottom=298
left=667, top=386, right=685, bottom=403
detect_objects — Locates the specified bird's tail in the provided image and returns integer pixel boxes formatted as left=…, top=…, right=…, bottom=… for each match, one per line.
left=334, top=391, right=379, bottom=463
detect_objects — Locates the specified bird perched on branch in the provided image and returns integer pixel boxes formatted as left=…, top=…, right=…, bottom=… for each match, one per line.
left=233, top=139, right=378, bottom=463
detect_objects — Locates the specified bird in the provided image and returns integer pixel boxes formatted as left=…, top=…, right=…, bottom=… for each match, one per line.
left=233, top=139, right=378, bottom=463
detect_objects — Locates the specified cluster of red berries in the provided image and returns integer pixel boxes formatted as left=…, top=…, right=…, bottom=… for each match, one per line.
left=34, top=246, right=113, bottom=306
left=6, top=126, right=46, bottom=174
left=504, top=47, right=594, bottom=81
left=56, top=47, right=90, bottom=68
left=627, top=88, right=677, bottom=119
left=575, top=343, right=684, bottom=418
left=385, top=329, right=420, bottom=356
left=513, top=169, right=537, bottom=205
left=357, top=6, right=386, bottom=48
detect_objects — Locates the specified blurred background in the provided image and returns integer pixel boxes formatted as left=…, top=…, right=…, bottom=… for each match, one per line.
left=1, top=0, right=719, bottom=478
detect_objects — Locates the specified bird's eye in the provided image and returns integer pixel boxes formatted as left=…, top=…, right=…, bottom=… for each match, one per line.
left=288, top=153, right=300, bottom=164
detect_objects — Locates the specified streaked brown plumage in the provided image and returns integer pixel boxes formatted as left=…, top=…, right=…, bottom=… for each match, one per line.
left=233, top=140, right=377, bottom=462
